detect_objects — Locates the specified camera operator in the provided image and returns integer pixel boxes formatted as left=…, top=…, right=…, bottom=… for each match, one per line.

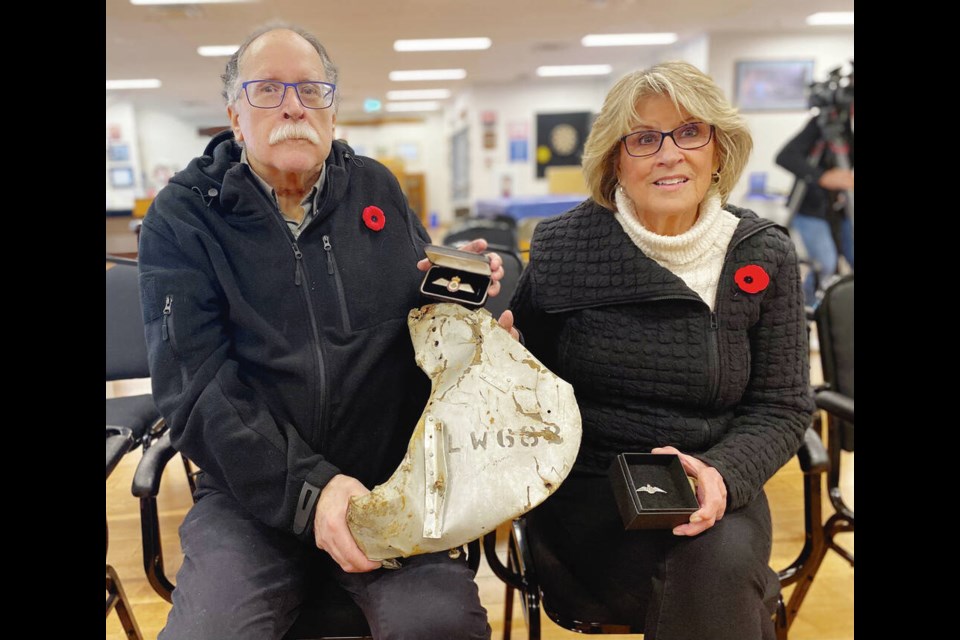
left=776, top=65, right=854, bottom=306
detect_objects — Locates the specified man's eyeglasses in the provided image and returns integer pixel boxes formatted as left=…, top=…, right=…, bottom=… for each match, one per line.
left=241, top=80, right=336, bottom=110
left=620, top=122, right=714, bottom=158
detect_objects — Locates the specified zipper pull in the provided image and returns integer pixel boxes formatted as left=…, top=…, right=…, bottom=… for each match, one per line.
left=343, top=152, right=364, bottom=167
left=162, top=295, right=172, bottom=341
left=292, top=243, right=303, bottom=286
left=710, top=311, right=719, bottom=330
left=323, top=235, right=334, bottom=275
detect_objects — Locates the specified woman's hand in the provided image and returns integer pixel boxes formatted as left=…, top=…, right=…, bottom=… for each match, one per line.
left=497, top=309, right=520, bottom=341
left=416, top=238, right=505, bottom=298
left=651, top=446, right=727, bottom=536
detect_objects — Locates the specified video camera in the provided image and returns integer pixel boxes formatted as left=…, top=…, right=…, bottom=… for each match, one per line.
left=808, top=61, right=854, bottom=110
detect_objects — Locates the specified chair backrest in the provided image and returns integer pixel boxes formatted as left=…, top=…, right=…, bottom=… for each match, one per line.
left=443, top=219, right=518, bottom=252
left=483, top=247, right=524, bottom=320
left=106, top=259, right=151, bottom=381
left=814, top=274, right=853, bottom=449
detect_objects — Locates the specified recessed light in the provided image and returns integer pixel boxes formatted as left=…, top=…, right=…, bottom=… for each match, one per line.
left=386, top=89, right=452, bottom=100
left=197, top=45, right=239, bottom=57
left=581, top=33, right=677, bottom=47
left=389, top=69, right=467, bottom=81
left=806, top=12, right=854, bottom=25
left=394, top=38, right=491, bottom=52
left=385, top=101, right=441, bottom=112
left=536, top=65, right=612, bottom=77
left=106, top=79, right=162, bottom=90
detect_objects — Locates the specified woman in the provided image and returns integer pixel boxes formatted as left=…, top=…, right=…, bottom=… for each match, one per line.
left=508, top=61, right=814, bottom=639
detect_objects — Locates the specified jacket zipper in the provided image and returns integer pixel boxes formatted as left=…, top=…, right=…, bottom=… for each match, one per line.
left=252, top=180, right=329, bottom=451
left=323, top=235, right=352, bottom=332
left=702, top=219, right=777, bottom=407
left=704, top=310, right=720, bottom=405
left=162, top=294, right=173, bottom=342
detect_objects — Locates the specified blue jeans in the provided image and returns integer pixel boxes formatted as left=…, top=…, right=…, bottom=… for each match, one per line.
left=791, top=214, right=854, bottom=305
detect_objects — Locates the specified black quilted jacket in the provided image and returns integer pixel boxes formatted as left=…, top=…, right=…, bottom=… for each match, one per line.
left=511, top=199, right=815, bottom=510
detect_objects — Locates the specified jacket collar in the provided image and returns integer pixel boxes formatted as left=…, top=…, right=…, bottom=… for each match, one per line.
left=173, top=131, right=355, bottom=225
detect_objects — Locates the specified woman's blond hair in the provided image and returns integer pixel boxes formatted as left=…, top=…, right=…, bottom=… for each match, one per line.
left=582, top=61, right=752, bottom=210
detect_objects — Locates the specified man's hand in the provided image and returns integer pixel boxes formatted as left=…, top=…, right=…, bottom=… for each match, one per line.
left=818, top=168, right=854, bottom=191
left=313, top=474, right=381, bottom=573
left=417, top=238, right=506, bottom=298
left=651, top=446, right=727, bottom=537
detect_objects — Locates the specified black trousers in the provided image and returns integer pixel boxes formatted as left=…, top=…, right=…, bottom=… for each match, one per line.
left=160, top=489, right=490, bottom=640
left=526, top=471, right=780, bottom=640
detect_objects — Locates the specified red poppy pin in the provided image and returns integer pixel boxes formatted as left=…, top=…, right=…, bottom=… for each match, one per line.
left=362, top=205, right=386, bottom=231
left=734, top=264, right=770, bottom=294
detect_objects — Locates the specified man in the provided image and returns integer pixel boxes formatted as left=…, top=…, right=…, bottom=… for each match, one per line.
left=138, top=23, right=506, bottom=639
left=775, top=113, right=854, bottom=306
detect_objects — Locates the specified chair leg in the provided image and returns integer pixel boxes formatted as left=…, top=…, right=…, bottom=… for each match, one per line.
left=503, top=551, right=514, bottom=640
left=774, top=594, right=789, bottom=640
left=182, top=455, right=201, bottom=500
left=778, top=450, right=828, bottom=629
left=106, top=564, right=144, bottom=640
left=140, top=495, right=175, bottom=602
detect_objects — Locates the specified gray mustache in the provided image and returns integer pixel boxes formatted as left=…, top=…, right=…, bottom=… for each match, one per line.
left=269, top=123, right=321, bottom=145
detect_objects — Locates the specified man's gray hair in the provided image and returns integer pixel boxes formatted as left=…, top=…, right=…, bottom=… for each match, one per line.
left=221, top=22, right=340, bottom=111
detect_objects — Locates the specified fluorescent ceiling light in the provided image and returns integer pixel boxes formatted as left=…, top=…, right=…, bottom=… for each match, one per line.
left=106, top=79, right=162, bottom=90
left=130, top=0, right=257, bottom=5
left=386, top=89, right=452, bottom=100
left=389, top=69, right=467, bottom=81
left=385, top=101, right=441, bottom=112
left=394, top=37, right=491, bottom=52
left=536, top=65, right=612, bottom=77
left=198, top=45, right=239, bottom=57
left=582, top=33, right=677, bottom=46
left=806, top=12, right=854, bottom=25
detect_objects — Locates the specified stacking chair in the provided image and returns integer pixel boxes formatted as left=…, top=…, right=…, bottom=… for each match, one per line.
left=483, top=248, right=525, bottom=320
left=106, top=256, right=165, bottom=451
left=813, top=274, right=854, bottom=566
left=443, top=219, right=518, bottom=253
left=134, top=422, right=483, bottom=640
left=107, top=426, right=144, bottom=640
left=777, top=274, right=854, bottom=626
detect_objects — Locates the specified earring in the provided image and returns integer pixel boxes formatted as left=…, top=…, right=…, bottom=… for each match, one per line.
left=711, top=170, right=721, bottom=184
left=617, top=183, right=626, bottom=194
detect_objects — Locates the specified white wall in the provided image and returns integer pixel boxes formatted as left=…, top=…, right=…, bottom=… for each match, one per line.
left=106, top=99, right=147, bottom=210
left=137, top=109, right=210, bottom=196
left=337, top=114, right=447, bottom=225
left=708, top=31, right=854, bottom=210
left=453, top=79, right=611, bottom=211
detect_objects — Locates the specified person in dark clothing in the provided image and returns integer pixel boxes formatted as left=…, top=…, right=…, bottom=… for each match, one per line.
left=775, top=114, right=854, bottom=305
left=138, top=23, right=508, bottom=640
left=504, top=61, right=815, bottom=639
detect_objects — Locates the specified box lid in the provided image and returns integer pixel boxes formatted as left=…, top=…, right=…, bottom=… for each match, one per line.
left=424, top=244, right=492, bottom=276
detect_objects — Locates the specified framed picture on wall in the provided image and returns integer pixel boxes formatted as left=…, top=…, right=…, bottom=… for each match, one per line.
left=108, top=143, right=130, bottom=162
left=110, top=166, right=135, bottom=189
left=734, top=60, right=814, bottom=111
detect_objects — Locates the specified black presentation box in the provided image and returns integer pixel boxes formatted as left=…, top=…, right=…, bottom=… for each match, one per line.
left=420, top=244, right=492, bottom=308
left=608, top=453, right=699, bottom=530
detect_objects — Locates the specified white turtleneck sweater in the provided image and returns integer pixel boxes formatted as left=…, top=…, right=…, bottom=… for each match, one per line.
left=614, top=190, right=740, bottom=311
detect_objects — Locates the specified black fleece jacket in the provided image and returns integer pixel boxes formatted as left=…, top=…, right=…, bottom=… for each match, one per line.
left=138, top=131, right=432, bottom=539
left=511, top=200, right=815, bottom=510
